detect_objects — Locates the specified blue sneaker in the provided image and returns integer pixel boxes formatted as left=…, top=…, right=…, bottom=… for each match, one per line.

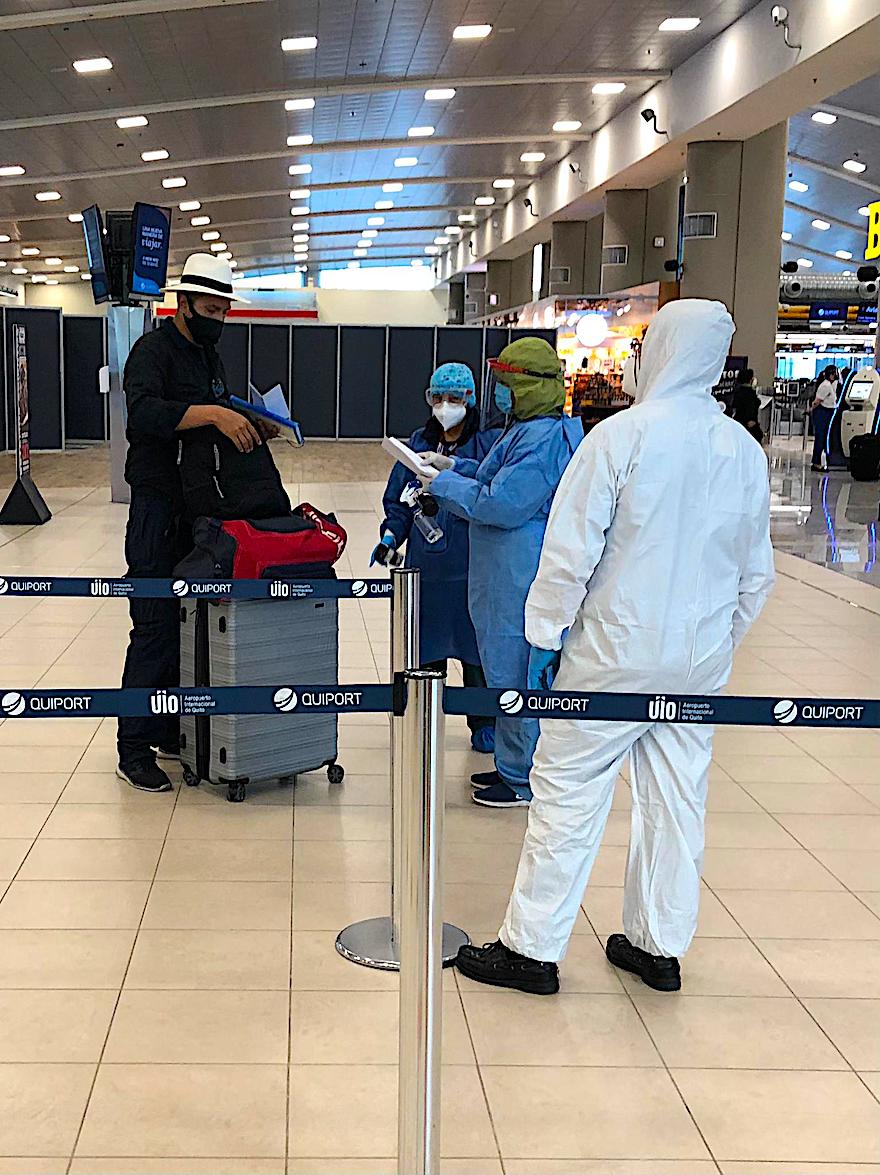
left=472, top=781, right=531, bottom=808
left=470, top=726, right=495, bottom=754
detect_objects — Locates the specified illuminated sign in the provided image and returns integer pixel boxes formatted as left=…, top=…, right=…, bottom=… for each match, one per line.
left=866, top=200, right=880, bottom=261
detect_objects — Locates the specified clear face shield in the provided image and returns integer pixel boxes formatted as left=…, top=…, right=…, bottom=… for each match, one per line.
left=482, top=359, right=514, bottom=430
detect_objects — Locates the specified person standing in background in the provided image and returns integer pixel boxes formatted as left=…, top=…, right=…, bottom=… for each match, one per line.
left=811, top=365, right=840, bottom=472
left=731, top=368, right=764, bottom=444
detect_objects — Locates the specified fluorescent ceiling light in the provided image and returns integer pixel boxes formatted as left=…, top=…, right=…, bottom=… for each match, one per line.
left=0, top=261, right=6, bottom=267
left=191, top=215, right=211, bottom=226
left=452, top=24, right=492, bottom=38
left=285, top=97, right=315, bottom=111
left=290, top=205, right=310, bottom=216
left=433, top=236, right=449, bottom=245
left=811, top=111, right=837, bottom=125
left=218, top=252, right=232, bottom=261
left=288, top=163, right=312, bottom=175
left=348, top=261, right=360, bottom=269
left=162, top=176, right=186, bottom=188
left=836, top=249, right=853, bottom=259
left=292, top=234, right=309, bottom=243
left=425, top=88, right=456, bottom=100
left=0, top=234, right=8, bottom=242
left=842, top=269, right=853, bottom=275
left=291, top=220, right=309, bottom=230
left=520, top=151, right=545, bottom=163
left=788, top=179, right=809, bottom=193
left=843, top=159, right=866, bottom=173
left=67, top=212, right=83, bottom=222
left=658, top=17, right=701, bottom=31
left=367, top=216, right=385, bottom=226
left=458, top=212, right=476, bottom=222
left=0, top=164, right=25, bottom=176
left=354, top=248, right=368, bottom=257
left=424, top=245, right=440, bottom=254
left=383, top=182, right=403, bottom=193
left=31, top=275, right=46, bottom=283
left=411, top=259, right=424, bottom=267
left=179, top=200, right=200, bottom=211
left=80, top=272, right=91, bottom=280
left=407, top=126, right=434, bottom=138
left=375, top=200, right=394, bottom=209
left=781, top=231, right=792, bottom=241
left=117, top=115, right=148, bottom=128
left=141, top=149, right=168, bottom=161
left=73, top=56, right=112, bottom=72
left=229, top=260, right=237, bottom=269
left=21, top=247, right=40, bottom=256
left=209, top=241, right=226, bottom=251
left=35, top=190, right=61, bottom=201
left=859, top=206, right=870, bottom=216
left=592, top=82, right=626, bottom=94
left=811, top=219, right=831, bottom=230
left=362, top=229, right=378, bottom=238
left=12, top=267, right=27, bottom=274
left=553, top=119, right=582, bottom=133
left=445, top=225, right=463, bottom=235
left=475, top=195, right=495, bottom=206
left=45, top=279, right=59, bottom=285
left=282, top=36, right=317, bottom=51
left=63, top=265, right=80, bottom=273
left=286, top=134, right=314, bottom=147
left=357, top=239, right=373, bottom=248
left=293, top=245, right=308, bottom=254
left=202, top=230, right=221, bottom=240
left=797, top=258, right=813, bottom=268
left=394, top=156, right=418, bottom=167
left=44, top=257, right=62, bottom=266
left=289, top=188, right=311, bottom=199
left=492, top=177, right=515, bottom=189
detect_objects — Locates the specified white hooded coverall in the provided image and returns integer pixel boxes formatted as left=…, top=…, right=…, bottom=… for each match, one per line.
left=500, top=299, right=775, bottom=962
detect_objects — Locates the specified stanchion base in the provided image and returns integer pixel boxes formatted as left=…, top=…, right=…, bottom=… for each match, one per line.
left=335, top=916, right=469, bottom=970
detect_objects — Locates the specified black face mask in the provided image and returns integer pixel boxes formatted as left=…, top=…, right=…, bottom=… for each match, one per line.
left=185, top=295, right=225, bottom=347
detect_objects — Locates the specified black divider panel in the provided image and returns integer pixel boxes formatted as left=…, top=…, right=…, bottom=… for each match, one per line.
left=0, top=311, right=7, bottom=451
left=250, top=324, right=290, bottom=406
left=435, top=326, right=483, bottom=390
left=386, top=326, right=434, bottom=438
left=5, top=308, right=62, bottom=450
left=484, top=327, right=510, bottom=360
left=510, top=327, right=558, bottom=348
left=339, top=326, right=385, bottom=438
left=291, top=325, right=337, bottom=438
left=216, top=321, right=249, bottom=398
left=63, top=316, right=105, bottom=442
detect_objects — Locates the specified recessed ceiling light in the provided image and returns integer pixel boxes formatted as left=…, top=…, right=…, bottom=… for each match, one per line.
left=141, top=149, right=169, bottom=162
left=179, top=200, right=200, bottom=211
left=781, top=231, right=792, bottom=241
left=394, top=156, right=418, bottom=167
left=285, top=97, right=316, bottom=111
left=836, top=249, right=853, bottom=259
left=797, top=258, right=813, bottom=268
left=411, top=259, right=424, bottom=267
left=289, top=188, right=311, bottom=199
left=592, top=82, right=626, bottom=94
left=217, top=251, right=232, bottom=261
left=859, top=206, right=870, bottom=216
left=292, top=234, right=309, bottom=244
left=362, top=229, right=378, bottom=238
left=383, top=182, right=403, bottom=193
left=63, top=265, right=80, bottom=272
left=45, top=278, right=59, bottom=285
left=0, top=261, right=6, bottom=267
left=357, top=239, right=373, bottom=248
left=292, top=221, right=309, bottom=231
left=408, top=126, right=435, bottom=138
left=162, top=176, right=186, bottom=188
left=492, top=178, right=515, bottom=189
left=788, top=179, right=809, bottom=193
left=209, top=241, right=226, bottom=251
left=290, top=205, right=310, bottom=216
left=191, top=215, right=211, bottom=226
left=293, top=244, right=308, bottom=254
left=553, top=119, right=582, bottom=133
left=0, top=164, right=25, bottom=176
left=375, top=200, right=394, bottom=210
left=35, top=190, right=61, bottom=201
left=367, top=216, right=385, bottom=226
left=0, top=234, right=9, bottom=242
left=288, top=163, right=312, bottom=175
left=452, top=24, right=492, bottom=38
left=433, top=236, right=449, bottom=245
left=811, top=111, right=837, bottom=125
left=811, top=218, right=831, bottom=230
left=843, top=158, right=866, bottom=173
left=67, top=212, right=84, bottom=222
left=12, top=267, right=27, bottom=274
left=354, top=248, right=368, bottom=257
left=348, top=261, right=360, bottom=269
left=425, top=88, right=456, bottom=100
left=44, top=257, right=63, bottom=266
left=21, top=247, right=40, bottom=256
left=425, top=245, right=440, bottom=254
left=80, top=272, right=92, bottom=280
left=229, top=260, right=237, bottom=269
left=458, top=212, right=476, bottom=223
left=282, top=36, right=317, bottom=51
left=520, top=151, right=545, bottom=163
left=475, top=195, right=495, bottom=206
left=31, top=275, right=46, bottom=283
left=116, top=115, right=149, bottom=128
left=286, top=134, right=314, bottom=147
left=73, top=56, right=113, bottom=72
left=202, top=230, right=221, bottom=240
left=842, top=269, right=853, bottom=275
left=445, top=225, right=463, bottom=234
left=658, top=17, right=701, bottom=31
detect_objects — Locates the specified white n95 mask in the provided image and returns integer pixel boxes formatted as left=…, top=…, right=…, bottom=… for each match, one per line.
left=433, top=402, right=467, bottom=430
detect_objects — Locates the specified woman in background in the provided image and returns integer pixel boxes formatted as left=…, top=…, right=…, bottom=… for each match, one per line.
left=811, top=365, right=840, bottom=471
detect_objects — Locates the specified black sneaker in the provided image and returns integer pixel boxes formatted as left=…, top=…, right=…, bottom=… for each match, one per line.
left=116, top=761, right=174, bottom=794
left=605, top=933, right=681, bottom=992
left=470, top=769, right=500, bottom=790
left=456, top=939, right=559, bottom=995
left=151, top=743, right=181, bottom=762
left=472, top=781, right=531, bottom=808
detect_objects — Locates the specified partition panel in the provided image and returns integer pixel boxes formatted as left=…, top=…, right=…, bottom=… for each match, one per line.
left=250, top=324, right=290, bottom=405
left=434, top=326, right=484, bottom=390
left=0, top=311, right=6, bottom=452
left=4, top=307, right=63, bottom=450
left=216, top=321, right=249, bottom=398
left=386, top=326, right=434, bottom=438
left=291, top=325, right=337, bottom=438
left=339, top=325, right=386, bottom=438
left=63, top=316, right=106, bottom=442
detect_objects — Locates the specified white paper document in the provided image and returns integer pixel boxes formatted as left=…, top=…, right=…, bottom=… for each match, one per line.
left=249, top=382, right=289, bottom=419
left=381, top=436, right=437, bottom=480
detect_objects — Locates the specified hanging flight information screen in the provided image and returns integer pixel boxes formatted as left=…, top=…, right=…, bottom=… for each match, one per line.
left=130, top=202, right=171, bottom=300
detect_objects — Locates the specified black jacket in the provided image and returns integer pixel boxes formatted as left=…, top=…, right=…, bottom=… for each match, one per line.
left=177, top=423, right=291, bottom=525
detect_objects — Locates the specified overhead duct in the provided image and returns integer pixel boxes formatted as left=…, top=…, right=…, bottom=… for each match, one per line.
left=779, top=273, right=879, bottom=303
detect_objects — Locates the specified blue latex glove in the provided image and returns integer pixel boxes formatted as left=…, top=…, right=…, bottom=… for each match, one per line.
left=528, top=646, right=561, bottom=691
left=370, top=533, right=396, bottom=567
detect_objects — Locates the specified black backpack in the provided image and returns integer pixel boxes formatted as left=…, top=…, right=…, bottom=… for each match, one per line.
left=177, top=421, right=291, bottom=523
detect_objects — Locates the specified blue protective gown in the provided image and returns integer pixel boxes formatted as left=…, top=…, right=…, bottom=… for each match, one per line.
left=381, top=419, right=498, bottom=665
left=431, top=414, right=583, bottom=790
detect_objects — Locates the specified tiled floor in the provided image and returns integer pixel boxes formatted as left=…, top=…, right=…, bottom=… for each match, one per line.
left=0, top=443, right=878, bottom=1174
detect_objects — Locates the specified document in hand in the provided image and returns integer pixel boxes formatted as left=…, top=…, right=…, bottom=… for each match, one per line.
left=231, top=387, right=304, bottom=446
left=381, top=436, right=437, bottom=480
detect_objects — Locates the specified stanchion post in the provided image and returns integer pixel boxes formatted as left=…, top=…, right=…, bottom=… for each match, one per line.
left=397, top=669, right=445, bottom=1175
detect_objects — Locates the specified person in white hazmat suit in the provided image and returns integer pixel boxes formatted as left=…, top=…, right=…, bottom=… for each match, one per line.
left=455, top=299, right=775, bottom=995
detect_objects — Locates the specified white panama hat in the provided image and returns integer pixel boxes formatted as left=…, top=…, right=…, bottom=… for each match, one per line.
left=164, top=252, right=249, bottom=303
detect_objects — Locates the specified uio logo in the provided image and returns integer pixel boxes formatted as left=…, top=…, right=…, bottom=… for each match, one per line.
left=0, top=578, right=7, bottom=595
left=273, top=687, right=299, bottom=712
left=150, top=690, right=180, bottom=715
left=774, top=699, right=798, bottom=725
left=351, top=580, right=368, bottom=598
left=171, top=579, right=189, bottom=597
left=648, top=695, right=678, bottom=721
left=499, top=690, right=524, bottom=715
left=1, top=691, right=25, bottom=716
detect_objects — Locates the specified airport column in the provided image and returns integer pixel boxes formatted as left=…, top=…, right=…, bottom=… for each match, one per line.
left=486, top=259, right=512, bottom=311
left=549, top=214, right=603, bottom=295
left=681, top=123, right=787, bottom=385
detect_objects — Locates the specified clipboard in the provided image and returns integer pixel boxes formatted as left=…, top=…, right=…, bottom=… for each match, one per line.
left=229, top=394, right=304, bottom=446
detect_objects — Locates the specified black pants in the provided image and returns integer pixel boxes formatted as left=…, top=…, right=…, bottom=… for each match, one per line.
left=423, top=659, right=493, bottom=734
left=117, top=491, right=189, bottom=766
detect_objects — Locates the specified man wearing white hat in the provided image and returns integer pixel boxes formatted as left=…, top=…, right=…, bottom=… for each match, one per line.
left=117, top=253, right=259, bottom=793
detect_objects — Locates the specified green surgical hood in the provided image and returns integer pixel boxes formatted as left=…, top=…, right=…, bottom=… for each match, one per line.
left=497, top=336, right=566, bottom=421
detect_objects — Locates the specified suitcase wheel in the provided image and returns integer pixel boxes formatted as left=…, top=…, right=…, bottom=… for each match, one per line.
left=182, top=766, right=201, bottom=788
left=327, top=763, right=345, bottom=785
left=227, top=780, right=248, bottom=803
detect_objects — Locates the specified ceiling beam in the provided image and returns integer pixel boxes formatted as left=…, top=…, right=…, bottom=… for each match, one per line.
left=788, top=153, right=880, bottom=197
left=0, top=71, right=669, bottom=133
left=784, top=199, right=866, bottom=234
left=0, top=0, right=264, bottom=30
left=818, top=104, right=880, bottom=131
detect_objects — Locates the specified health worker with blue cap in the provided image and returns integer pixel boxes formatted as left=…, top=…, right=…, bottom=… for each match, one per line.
left=373, top=362, right=499, bottom=753
left=425, top=337, right=582, bottom=808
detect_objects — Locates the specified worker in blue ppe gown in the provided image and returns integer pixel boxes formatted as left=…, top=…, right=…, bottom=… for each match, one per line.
left=373, top=362, right=499, bottom=753
left=426, top=337, right=582, bottom=808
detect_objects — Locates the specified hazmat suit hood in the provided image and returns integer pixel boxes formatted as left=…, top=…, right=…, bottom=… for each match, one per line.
left=496, top=337, right=566, bottom=421
left=633, top=299, right=735, bottom=406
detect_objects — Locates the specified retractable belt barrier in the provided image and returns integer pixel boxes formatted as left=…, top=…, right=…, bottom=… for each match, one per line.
left=0, top=574, right=392, bottom=600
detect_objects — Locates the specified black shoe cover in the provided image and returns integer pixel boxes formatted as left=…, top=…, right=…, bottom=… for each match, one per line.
left=605, top=933, right=681, bottom=991
left=456, top=939, right=559, bottom=995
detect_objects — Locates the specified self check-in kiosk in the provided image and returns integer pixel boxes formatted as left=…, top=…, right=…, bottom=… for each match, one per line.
left=838, top=365, right=880, bottom=458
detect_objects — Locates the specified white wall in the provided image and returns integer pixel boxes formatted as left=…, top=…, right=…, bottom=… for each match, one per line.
left=24, top=281, right=105, bottom=316
left=315, top=288, right=446, bottom=326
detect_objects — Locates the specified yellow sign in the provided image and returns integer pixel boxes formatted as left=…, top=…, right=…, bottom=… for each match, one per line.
left=866, top=200, right=880, bottom=261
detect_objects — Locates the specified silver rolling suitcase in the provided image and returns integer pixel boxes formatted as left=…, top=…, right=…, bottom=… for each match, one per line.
left=179, top=596, right=344, bottom=802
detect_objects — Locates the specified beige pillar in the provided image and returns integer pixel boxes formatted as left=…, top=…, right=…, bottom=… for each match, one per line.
left=601, top=190, right=647, bottom=294
left=486, top=259, right=512, bottom=311
left=644, top=174, right=683, bottom=284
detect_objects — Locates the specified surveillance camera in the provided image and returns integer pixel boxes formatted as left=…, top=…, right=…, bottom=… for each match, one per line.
left=523, top=198, right=533, bottom=208
left=641, top=108, right=656, bottom=124
left=771, top=5, right=788, bottom=26
left=569, top=162, right=581, bottom=175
